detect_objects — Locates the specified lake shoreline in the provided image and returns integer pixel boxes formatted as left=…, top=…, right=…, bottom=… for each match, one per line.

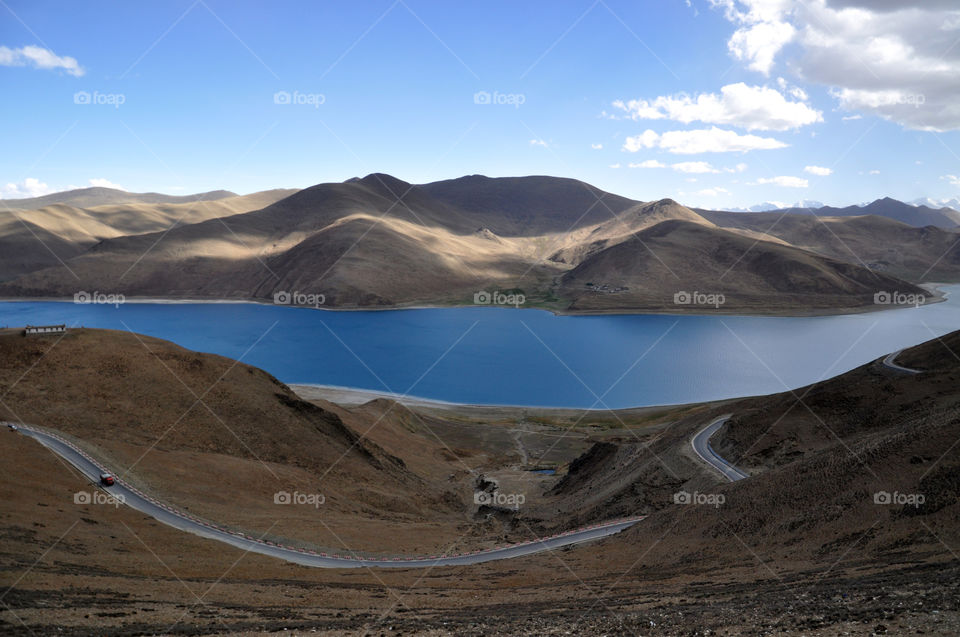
left=0, top=282, right=949, bottom=318
left=290, top=383, right=713, bottom=418
left=2, top=286, right=957, bottom=410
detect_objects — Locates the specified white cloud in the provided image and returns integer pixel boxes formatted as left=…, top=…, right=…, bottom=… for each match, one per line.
left=708, top=0, right=796, bottom=75
left=729, top=20, right=796, bottom=75
left=868, top=169, right=880, bottom=175
left=608, top=163, right=621, bottom=169
left=711, top=1, right=960, bottom=130
left=529, top=139, right=548, bottom=147
left=841, top=114, right=863, bottom=121
left=612, top=100, right=663, bottom=121
left=88, top=178, right=126, bottom=190
left=613, top=82, right=821, bottom=131
left=942, top=175, right=960, bottom=186
left=630, top=159, right=740, bottom=173
left=623, top=133, right=656, bottom=152
left=591, top=143, right=603, bottom=150
left=695, top=187, right=731, bottom=196
left=0, top=45, right=84, bottom=76
left=754, top=175, right=809, bottom=188
left=1, top=178, right=53, bottom=198
left=624, top=127, right=788, bottom=154
left=671, top=161, right=721, bottom=173
left=623, top=129, right=661, bottom=152
left=804, top=165, right=832, bottom=176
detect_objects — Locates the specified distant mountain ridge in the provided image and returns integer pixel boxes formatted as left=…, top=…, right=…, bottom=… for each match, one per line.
left=725, top=199, right=824, bottom=213
left=911, top=196, right=960, bottom=212
left=0, top=187, right=238, bottom=210
left=712, top=197, right=960, bottom=228
left=725, top=202, right=785, bottom=213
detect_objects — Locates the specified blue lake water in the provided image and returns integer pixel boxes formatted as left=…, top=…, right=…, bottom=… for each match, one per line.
left=1, top=288, right=958, bottom=409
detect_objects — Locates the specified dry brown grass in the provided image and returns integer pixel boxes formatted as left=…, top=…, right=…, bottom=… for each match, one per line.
left=0, top=328, right=958, bottom=635
left=0, top=328, right=470, bottom=553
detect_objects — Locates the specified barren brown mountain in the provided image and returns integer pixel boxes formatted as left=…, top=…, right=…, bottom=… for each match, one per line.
left=0, top=189, right=298, bottom=281
left=711, top=197, right=960, bottom=229
left=559, top=218, right=930, bottom=313
left=0, top=186, right=237, bottom=210
left=1, top=175, right=952, bottom=315
left=700, top=208, right=960, bottom=282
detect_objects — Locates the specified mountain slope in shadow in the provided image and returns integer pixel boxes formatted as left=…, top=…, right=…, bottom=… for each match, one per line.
left=0, top=175, right=948, bottom=314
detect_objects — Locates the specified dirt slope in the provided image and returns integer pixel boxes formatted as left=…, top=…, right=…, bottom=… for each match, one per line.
left=0, top=189, right=298, bottom=282
left=1, top=328, right=958, bottom=634
left=559, top=219, right=931, bottom=312
left=538, top=330, right=960, bottom=582
left=700, top=209, right=960, bottom=282
left=419, top=173, right=639, bottom=235
left=0, top=328, right=468, bottom=552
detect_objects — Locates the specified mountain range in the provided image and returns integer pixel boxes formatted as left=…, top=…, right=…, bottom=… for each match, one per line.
left=0, top=176, right=955, bottom=314
left=726, top=199, right=824, bottom=212
left=910, top=196, right=960, bottom=212
left=718, top=197, right=960, bottom=228
left=0, top=186, right=238, bottom=210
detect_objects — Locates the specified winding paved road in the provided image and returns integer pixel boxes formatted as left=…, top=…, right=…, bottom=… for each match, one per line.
left=882, top=349, right=921, bottom=375
left=9, top=347, right=924, bottom=570
left=691, top=345, right=921, bottom=482
left=10, top=423, right=641, bottom=569
left=690, top=415, right=749, bottom=482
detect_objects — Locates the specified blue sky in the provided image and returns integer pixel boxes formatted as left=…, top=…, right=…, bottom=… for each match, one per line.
left=2, top=0, right=959, bottom=209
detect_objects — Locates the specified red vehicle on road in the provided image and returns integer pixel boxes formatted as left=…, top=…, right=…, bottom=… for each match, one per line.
left=99, top=473, right=115, bottom=486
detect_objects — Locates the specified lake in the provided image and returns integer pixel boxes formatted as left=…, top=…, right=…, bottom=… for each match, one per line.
left=1, top=288, right=958, bottom=409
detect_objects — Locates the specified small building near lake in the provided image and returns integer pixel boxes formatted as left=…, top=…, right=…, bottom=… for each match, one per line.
left=23, top=324, right=66, bottom=335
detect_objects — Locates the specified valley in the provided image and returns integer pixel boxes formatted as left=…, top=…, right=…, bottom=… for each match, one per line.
left=1, top=325, right=958, bottom=634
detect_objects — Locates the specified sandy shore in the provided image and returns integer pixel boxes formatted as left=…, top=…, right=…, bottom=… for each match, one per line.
left=290, top=384, right=472, bottom=408
left=289, top=383, right=708, bottom=425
